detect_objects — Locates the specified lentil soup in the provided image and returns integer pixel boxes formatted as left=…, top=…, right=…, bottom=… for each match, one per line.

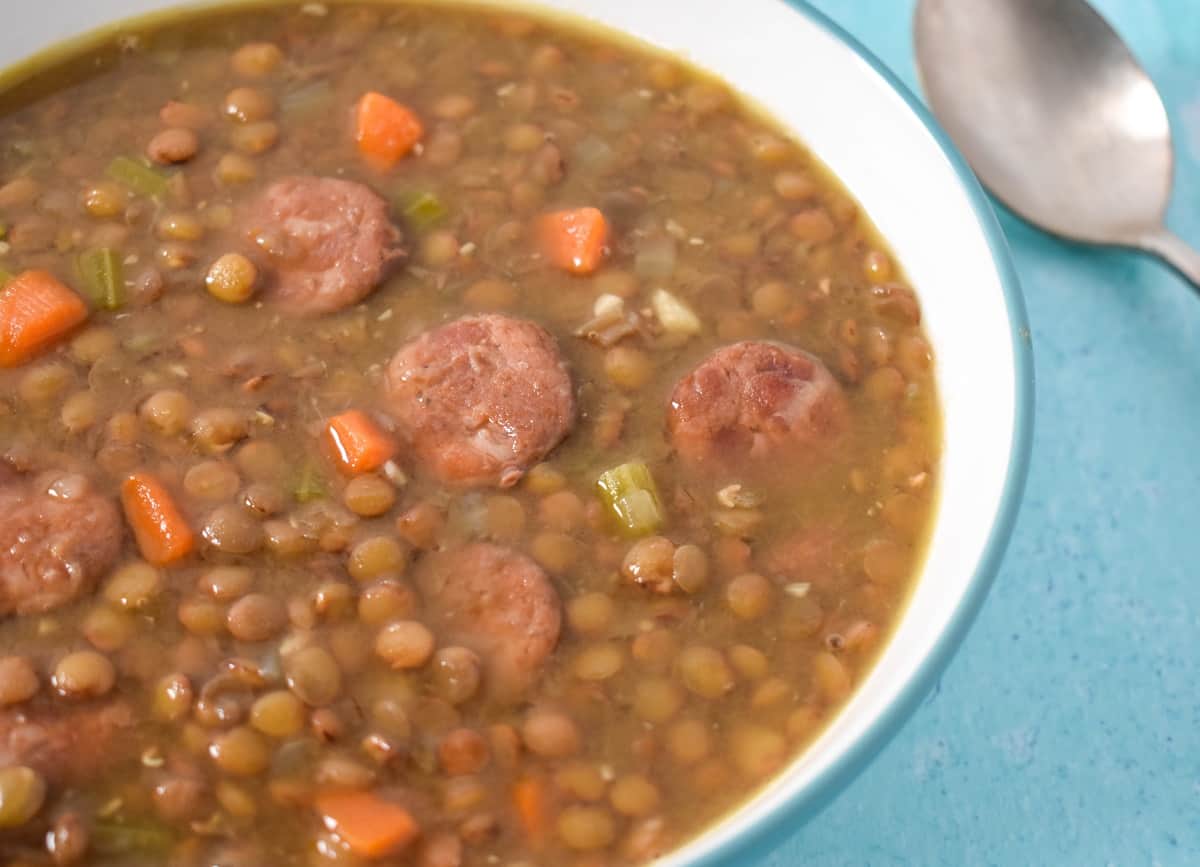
left=0, top=2, right=940, bottom=865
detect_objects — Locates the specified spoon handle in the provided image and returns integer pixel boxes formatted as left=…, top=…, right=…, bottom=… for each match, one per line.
left=1136, top=229, right=1200, bottom=295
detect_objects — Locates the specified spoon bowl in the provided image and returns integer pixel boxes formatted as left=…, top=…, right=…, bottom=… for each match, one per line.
left=914, top=0, right=1200, bottom=289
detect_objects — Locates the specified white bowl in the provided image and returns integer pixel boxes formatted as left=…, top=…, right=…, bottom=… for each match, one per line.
left=0, top=2, right=1033, bottom=864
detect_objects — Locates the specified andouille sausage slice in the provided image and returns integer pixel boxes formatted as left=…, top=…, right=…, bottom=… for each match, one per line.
left=667, top=341, right=846, bottom=465
left=0, top=700, right=134, bottom=784
left=241, top=175, right=404, bottom=315
left=385, top=314, right=575, bottom=488
left=415, top=543, right=562, bottom=701
left=0, top=471, right=122, bottom=617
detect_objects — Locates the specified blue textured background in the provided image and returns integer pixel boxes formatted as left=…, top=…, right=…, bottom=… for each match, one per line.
left=765, top=2, right=1200, bottom=865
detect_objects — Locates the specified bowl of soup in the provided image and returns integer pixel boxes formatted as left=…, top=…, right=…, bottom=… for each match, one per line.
left=0, top=1, right=1031, bottom=865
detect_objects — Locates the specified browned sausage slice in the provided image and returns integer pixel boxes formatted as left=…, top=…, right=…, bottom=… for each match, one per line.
left=0, top=471, right=122, bottom=617
left=415, top=543, right=561, bottom=701
left=0, top=700, right=134, bottom=783
left=385, top=315, right=575, bottom=488
left=667, top=341, right=846, bottom=465
left=241, top=175, right=404, bottom=315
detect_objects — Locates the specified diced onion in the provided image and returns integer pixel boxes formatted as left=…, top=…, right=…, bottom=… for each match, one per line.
left=651, top=289, right=701, bottom=336
left=592, top=293, right=625, bottom=319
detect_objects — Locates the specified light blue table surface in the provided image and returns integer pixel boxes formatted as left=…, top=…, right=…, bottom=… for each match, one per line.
left=763, top=2, right=1200, bottom=865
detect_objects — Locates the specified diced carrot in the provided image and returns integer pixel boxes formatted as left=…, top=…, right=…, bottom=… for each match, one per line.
left=0, top=270, right=88, bottom=367
left=121, top=473, right=195, bottom=566
left=315, top=790, right=420, bottom=860
left=538, top=207, right=609, bottom=275
left=513, top=777, right=549, bottom=842
left=325, top=410, right=396, bottom=475
left=355, top=92, right=423, bottom=169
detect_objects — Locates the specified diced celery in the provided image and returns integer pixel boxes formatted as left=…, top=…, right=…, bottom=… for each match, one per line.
left=282, top=80, right=334, bottom=118
left=294, top=460, right=327, bottom=503
left=634, top=233, right=676, bottom=279
left=401, top=192, right=448, bottom=230
left=90, top=818, right=174, bottom=856
left=106, top=156, right=168, bottom=198
left=77, top=248, right=125, bottom=310
left=596, top=461, right=665, bottom=537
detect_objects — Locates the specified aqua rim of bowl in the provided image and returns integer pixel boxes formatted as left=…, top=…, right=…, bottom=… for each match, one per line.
left=690, top=3, right=1036, bottom=865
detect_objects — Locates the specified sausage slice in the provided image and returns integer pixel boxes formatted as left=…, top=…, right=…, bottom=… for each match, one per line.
left=385, top=315, right=575, bottom=488
left=0, top=700, right=134, bottom=784
left=667, top=341, right=846, bottom=465
left=0, top=471, right=122, bottom=617
left=415, top=543, right=561, bottom=701
left=241, top=175, right=404, bottom=315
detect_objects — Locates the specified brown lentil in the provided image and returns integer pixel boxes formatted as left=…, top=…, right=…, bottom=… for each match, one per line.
left=147, top=127, right=199, bottom=164
left=51, top=651, right=115, bottom=699
left=0, top=657, right=39, bottom=706
left=375, top=620, right=436, bottom=669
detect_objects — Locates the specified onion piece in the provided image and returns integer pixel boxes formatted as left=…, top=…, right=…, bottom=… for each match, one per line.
left=651, top=288, right=702, bottom=336
left=574, top=313, right=641, bottom=348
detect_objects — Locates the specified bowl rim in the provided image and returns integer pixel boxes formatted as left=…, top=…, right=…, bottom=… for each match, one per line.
left=683, top=2, right=1034, bottom=864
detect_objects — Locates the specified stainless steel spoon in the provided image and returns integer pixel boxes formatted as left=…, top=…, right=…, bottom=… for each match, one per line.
left=913, top=0, right=1200, bottom=291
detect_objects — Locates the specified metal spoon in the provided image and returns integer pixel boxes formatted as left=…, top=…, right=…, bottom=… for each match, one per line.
left=913, top=0, right=1200, bottom=291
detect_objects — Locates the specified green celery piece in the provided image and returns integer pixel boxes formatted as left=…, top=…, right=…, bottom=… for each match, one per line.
left=401, top=192, right=448, bottom=230
left=90, top=818, right=174, bottom=856
left=77, top=248, right=125, bottom=310
left=106, top=156, right=168, bottom=198
left=294, top=461, right=327, bottom=503
left=596, top=461, right=665, bottom=537
left=282, top=80, right=334, bottom=118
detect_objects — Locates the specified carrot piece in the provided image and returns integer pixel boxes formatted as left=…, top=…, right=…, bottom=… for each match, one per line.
left=0, top=270, right=88, bottom=367
left=315, top=790, right=420, bottom=860
left=354, top=92, right=424, bottom=169
left=121, top=473, right=195, bottom=566
left=538, top=207, right=609, bottom=275
left=513, top=777, right=549, bottom=842
left=325, top=410, right=396, bottom=475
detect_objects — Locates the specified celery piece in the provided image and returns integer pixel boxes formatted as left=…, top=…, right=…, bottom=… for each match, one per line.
left=401, top=192, right=448, bottom=230
left=596, top=461, right=665, bottom=537
left=0, top=269, right=11, bottom=288
left=77, top=248, right=125, bottom=310
left=90, top=818, right=174, bottom=856
left=294, top=461, right=327, bottom=503
left=106, top=156, right=168, bottom=198
left=282, top=79, right=334, bottom=118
